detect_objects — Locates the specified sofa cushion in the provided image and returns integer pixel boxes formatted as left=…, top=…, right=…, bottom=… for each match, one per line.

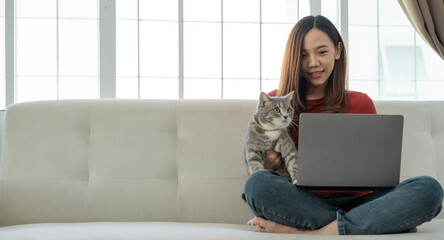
left=1, top=221, right=444, bottom=239
left=176, top=100, right=255, bottom=223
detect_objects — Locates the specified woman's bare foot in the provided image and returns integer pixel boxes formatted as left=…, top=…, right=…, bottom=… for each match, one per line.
left=253, top=217, right=338, bottom=235
left=253, top=217, right=304, bottom=233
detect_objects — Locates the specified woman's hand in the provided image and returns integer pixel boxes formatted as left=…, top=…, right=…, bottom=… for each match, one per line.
left=246, top=140, right=282, bottom=176
left=264, top=140, right=282, bottom=170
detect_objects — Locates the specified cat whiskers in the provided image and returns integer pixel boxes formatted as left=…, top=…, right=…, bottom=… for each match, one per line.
left=291, top=119, right=299, bottom=128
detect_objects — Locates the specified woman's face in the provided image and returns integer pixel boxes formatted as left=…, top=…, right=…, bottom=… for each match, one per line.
left=300, top=28, right=342, bottom=95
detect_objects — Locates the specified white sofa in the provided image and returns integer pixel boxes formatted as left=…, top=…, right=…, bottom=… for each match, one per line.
left=0, top=99, right=443, bottom=239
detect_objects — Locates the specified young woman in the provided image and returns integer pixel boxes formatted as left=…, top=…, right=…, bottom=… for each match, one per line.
left=243, top=15, right=443, bottom=235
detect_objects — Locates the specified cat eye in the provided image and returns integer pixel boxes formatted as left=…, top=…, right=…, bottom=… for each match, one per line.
left=287, top=108, right=291, bottom=113
left=274, top=108, right=280, bottom=113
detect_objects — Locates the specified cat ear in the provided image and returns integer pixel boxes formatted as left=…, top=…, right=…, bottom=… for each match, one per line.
left=259, top=92, right=272, bottom=107
left=284, top=91, right=295, bottom=101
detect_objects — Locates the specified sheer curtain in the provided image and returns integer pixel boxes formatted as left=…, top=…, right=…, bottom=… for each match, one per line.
left=398, top=0, right=444, bottom=60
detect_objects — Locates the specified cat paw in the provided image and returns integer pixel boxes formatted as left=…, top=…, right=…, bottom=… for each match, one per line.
left=292, top=179, right=298, bottom=185
left=247, top=218, right=256, bottom=226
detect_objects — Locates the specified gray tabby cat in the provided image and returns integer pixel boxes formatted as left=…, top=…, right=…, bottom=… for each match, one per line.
left=244, top=91, right=298, bottom=184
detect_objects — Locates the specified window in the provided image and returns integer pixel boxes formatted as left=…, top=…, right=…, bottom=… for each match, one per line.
left=116, top=0, right=179, bottom=99
left=2, top=0, right=444, bottom=111
left=348, top=0, right=444, bottom=100
left=115, top=0, right=309, bottom=100
left=321, top=0, right=338, bottom=27
left=15, top=0, right=99, bottom=103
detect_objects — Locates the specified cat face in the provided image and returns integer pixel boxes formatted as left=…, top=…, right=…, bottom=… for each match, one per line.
left=257, top=91, right=295, bottom=129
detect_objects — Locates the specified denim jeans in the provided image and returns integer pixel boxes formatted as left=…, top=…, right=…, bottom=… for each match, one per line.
left=244, top=170, right=443, bottom=235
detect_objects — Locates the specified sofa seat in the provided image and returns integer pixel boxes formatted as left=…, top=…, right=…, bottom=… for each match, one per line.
left=1, top=220, right=444, bottom=240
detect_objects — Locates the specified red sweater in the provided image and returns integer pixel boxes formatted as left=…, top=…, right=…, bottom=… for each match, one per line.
left=269, top=90, right=377, bottom=198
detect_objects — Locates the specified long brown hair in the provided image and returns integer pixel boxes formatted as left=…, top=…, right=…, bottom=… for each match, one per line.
left=277, top=15, right=348, bottom=115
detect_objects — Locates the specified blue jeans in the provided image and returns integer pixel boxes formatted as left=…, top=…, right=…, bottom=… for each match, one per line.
left=244, top=170, right=443, bottom=235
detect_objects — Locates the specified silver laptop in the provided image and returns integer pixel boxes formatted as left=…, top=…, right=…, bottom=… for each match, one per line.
left=296, top=113, right=404, bottom=190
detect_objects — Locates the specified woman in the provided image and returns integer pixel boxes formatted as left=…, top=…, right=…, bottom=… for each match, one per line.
left=243, top=15, right=443, bottom=235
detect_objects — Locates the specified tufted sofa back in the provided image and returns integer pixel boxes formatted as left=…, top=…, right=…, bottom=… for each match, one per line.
left=374, top=101, right=444, bottom=184
left=0, top=100, right=443, bottom=227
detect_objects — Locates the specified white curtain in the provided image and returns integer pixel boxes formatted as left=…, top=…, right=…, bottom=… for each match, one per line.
left=398, top=0, right=444, bottom=60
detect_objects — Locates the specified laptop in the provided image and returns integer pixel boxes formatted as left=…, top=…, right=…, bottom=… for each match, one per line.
left=296, top=113, right=404, bottom=190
